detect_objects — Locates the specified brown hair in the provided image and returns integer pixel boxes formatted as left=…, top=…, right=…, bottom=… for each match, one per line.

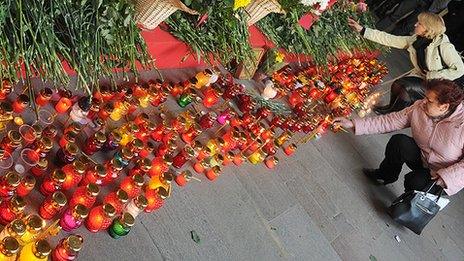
left=426, top=79, right=464, bottom=109
left=417, top=12, right=446, bottom=39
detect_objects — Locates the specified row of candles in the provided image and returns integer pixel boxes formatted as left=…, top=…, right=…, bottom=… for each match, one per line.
left=0, top=55, right=387, bottom=260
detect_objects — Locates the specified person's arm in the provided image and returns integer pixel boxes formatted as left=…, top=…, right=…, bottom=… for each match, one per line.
left=351, top=101, right=417, bottom=135
left=363, top=28, right=412, bottom=49
left=427, top=42, right=464, bottom=80
left=437, top=157, right=464, bottom=195
left=347, top=18, right=412, bottom=49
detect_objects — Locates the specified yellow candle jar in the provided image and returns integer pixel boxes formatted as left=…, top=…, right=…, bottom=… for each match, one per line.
left=248, top=150, right=265, bottom=164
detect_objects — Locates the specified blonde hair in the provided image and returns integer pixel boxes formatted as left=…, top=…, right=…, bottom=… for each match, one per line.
left=417, top=12, right=446, bottom=39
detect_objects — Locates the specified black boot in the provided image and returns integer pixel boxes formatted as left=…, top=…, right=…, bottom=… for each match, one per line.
left=362, top=168, right=386, bottom=185
left=374, top=98, right=411, bottom=115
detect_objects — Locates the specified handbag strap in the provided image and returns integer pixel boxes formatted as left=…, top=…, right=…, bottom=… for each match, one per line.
left=424, top=181, right=444, bottom=202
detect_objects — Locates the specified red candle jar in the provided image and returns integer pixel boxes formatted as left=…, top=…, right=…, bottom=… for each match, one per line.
left=181, top=126, right=201, bottom=145
left=222, top=151, right=235, bottom=166
left=98, top=103, right=114, bottom=120
left=261, top=129, right=275, bottom=142
left=283, top=143, right=297, bottom=156
left=52, top=234, right=84, bottom=261
left=79, top=164, right=107, bottom=187
left=82, top=131, right=106, bottom=155
left=198, top=112, right=216, bottom=130
left=31, top=158, right=48, bottom=177
left=69, top=183, right=100, bottom=209
left=39, top=191, right=67, bottom=220
left=101, top=159, right=124, bottom=186
left=205, top=166, right=221, bottom=181
left=42, top=125, right=58, bottom=139
left=144, top=187, right=168, bottom=213
left=202, top=87, right=219, bottom=108
left=0, top=171, right=20, bottom=198
left=103, top=189, right=129, bottom=215
left=172, top=146, right=196, bottom=169
left=0, top=130, right=22, bottom=155
left=263, top=142, right=277, bottom=156
left=150, top=123, right=165, bottom=142
left=35, top=88, right=53, bottom=106
left=85, top=204, right=116, bottom=233
left=265, top=156, right=279, bottom=169
left=148, top=157, right=169, bottom=178
left=59, top=132, right=76, bottom=149
left=12, top=94, right=29, bottom=113
left=0, top=196, right=25, bottom=225
left=233, top=153, right=246, bottom=166
left=16, top=174, right=36, bottom=197
left=40, top=169, right=66, bottom=196
left=55, top=97, right=72, bottom=113
left=128, top=158, right=152, bottom=177
left=139, top=141, right=155, bottom=158
left=120, top=174, right=145, bottom=198
left=174, top=170, right=193, bottom=187
left=193, top=157, right=211, bottom=173
left=61, top=160, right=86, bottom=190
left=195, top=146, right=211, bottom=161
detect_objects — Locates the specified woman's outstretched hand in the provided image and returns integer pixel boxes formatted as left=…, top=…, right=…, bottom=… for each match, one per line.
left=347, top=17, right=363, bottom=33
left=333, top=117, right=354, bottom=130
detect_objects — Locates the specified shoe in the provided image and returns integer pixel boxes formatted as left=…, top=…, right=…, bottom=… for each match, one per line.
left=362, top=168, right=385, bottom=185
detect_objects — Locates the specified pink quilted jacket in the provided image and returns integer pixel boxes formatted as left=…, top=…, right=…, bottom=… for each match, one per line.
left=353, top=100, right=464, bottom=195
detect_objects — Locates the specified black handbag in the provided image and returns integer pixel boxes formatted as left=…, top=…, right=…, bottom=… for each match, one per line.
left=388, top=182, right=443, bottom=235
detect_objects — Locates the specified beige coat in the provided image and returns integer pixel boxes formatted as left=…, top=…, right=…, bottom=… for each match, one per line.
left=364, top=28, right=464, bottom=80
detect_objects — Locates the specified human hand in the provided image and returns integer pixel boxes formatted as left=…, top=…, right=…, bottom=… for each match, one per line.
left=333, top=117, right=354, bottom=130
left=347, top=17, right=363, bottom=33
left=431, top=175, right=446, bottom=188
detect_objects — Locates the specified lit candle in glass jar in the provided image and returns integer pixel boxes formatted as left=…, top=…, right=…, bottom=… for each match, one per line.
left=59, top=204, right=89, bottom=232
left=35, top=88, right=52, bottom=107
left=12, top=94, right=29, bottom=114
left=55, top=96, right=72, bottom=114
left=17, top=239, right=51, bottom=261
left=85, top=204, right=116, bottom=233
left=52, top=235, right=83, bottom=261
left=38, top=191, right=67, bottom=220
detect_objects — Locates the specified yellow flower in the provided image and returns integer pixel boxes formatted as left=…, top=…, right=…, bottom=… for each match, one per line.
left=275, top=52, right=285, bottom=63
left=233, top=0, right=251, bottom=10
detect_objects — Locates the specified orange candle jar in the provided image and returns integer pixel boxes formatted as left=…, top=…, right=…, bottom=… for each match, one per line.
left=193, top=157, right=212, bottom=174
left=222, top=151, right=235, bottom=166
left=16, top=175, right=36, bottom=197
left=144, top=187, right=168, bottom=213
left=265, top=156, right=279, bottom=169
left=61, top=160, right=86, bottom=190
left=120, top=174, right=145, bottom=198
left=80, top=164, right=107, bottom=187
left=69, top=184, right=100, bottom=209
left=205, top=166, right=221, bottom=181
left=233, top=153, right=246, bottom=166
left=283, top=143, right=297, bottom=156
left=55, top=97, right=72, bottom=114
left=202, top=87, right=219, bottom=108
left=39, top=191, right=67, bottom=220
left=103, top=189, right=129, bottom=215
left=85, top=204, right=116, bottom=233
left=35, top=88, right=53, bottom=107
left=12, top=94, right=29, bottom=114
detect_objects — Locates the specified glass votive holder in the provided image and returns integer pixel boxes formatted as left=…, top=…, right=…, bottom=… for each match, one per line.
left=14, top=148, right=39, bottom=174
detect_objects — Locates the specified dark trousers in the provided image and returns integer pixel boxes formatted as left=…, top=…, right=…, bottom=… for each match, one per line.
left=376, top=134, right=442, bottom=194
left=376, top=0, right=432, bottom=31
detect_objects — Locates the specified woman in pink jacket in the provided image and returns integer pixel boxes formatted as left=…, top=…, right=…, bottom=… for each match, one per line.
left=334, top=79, right=464, bottom=196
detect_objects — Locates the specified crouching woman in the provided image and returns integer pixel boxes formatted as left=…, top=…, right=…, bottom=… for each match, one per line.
left=334, top=79, right=464, bottom=196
